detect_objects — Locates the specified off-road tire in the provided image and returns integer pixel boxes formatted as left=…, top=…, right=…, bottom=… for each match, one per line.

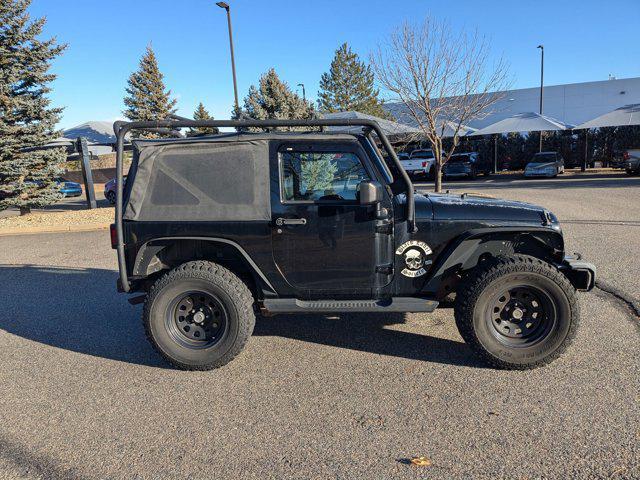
left=143, top=261, right=255, bottom=370
left=455, top=254, right=579, bottom=370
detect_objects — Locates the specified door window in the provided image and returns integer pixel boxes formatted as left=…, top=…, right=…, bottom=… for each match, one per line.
left=280, top=151, right=369, bottom=203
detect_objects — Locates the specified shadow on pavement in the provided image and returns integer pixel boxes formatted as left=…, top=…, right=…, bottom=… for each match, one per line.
left=254, top=312, right=481, bottom=368
left=0, top=264, right=480, bottom=369
left=0, top=264, right=165, bottom=368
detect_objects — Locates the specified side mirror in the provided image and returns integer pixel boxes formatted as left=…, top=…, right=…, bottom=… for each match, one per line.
left=358, top=180, right=383, bottom=205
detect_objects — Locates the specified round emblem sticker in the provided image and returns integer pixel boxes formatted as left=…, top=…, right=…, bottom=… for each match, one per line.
left=395, top=240, right=433, bottom=278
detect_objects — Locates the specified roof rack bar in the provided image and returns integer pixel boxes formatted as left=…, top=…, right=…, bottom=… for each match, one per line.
left=113, top=118, right=416, bottom=292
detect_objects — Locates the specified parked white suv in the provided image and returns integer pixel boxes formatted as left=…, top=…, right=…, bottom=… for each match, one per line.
left=400, top=149, right=435, bottom=179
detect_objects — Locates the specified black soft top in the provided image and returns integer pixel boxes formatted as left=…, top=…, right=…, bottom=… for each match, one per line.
left=124, top=132, right=362, bottom=222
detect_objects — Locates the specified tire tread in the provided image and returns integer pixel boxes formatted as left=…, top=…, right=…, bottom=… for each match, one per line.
left=455, top=254, right=579, bottom=370
left=143, top=260, right=255, bottom=371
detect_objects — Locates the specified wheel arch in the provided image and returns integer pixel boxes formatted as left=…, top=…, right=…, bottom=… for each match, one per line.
left=133, top=237, right=277, bottom=298
left=424, top=227, right=565, bottom=299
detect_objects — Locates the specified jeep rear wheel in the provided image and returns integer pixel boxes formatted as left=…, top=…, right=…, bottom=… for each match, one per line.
left=455, top=254, right=578, bottom=370
left=144, top=261, right=255, bottom=370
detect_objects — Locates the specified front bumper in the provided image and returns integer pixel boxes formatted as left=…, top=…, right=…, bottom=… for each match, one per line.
left=559, top=255, right=596, bottom=291
left=525, top=170, right=555, bottom=177
left=444, top=171, right=470, bottom=178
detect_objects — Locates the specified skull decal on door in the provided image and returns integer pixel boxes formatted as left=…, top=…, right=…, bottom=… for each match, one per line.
left=395, top=240, right=433, bottom=278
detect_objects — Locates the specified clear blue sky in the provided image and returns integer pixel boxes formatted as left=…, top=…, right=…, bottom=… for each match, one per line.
left=29, top=0, right=640, bottom=129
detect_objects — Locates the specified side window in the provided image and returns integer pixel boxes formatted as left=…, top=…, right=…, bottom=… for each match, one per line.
left=280, top=151, right=369, bottom=202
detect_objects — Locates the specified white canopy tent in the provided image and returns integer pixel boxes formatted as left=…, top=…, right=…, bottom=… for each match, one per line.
left=574, top=104, right=640, bottom=129
left=573, top=104, right=640, bottom=170
left=468, top=112, right=574, bottom=136
left=438, top=120, right=477, bottom=138
left=320, top=111, right=421, bottom=142
left=467, top=112, right=574, bottom=173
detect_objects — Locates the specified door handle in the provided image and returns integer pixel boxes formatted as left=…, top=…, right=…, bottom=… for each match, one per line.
left=275, top=217, right=307, bottom=226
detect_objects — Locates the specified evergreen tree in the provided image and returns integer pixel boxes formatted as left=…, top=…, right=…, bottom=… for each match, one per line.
left=187, top=102, right=218, bottom=136
left=318, top=43, right=392, bottom=119
left=300, top=154, right=337, bottom=196
left=234, top=68, right=314, bottom=131
left=0, top=0, right=67, bottom=214
left=123, top=45, right=177, bottom=137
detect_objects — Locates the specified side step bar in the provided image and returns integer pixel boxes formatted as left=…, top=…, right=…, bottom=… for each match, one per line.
left=262, top=297, right=439, bottom=314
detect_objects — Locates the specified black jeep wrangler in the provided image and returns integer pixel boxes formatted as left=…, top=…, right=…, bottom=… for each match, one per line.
left=111, top=119, right=595, bottom=371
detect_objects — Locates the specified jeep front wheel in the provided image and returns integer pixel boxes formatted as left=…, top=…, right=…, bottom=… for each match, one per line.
left=454, top=255, right=578, bottom=369
left=144, top=261, right=255, bottom=370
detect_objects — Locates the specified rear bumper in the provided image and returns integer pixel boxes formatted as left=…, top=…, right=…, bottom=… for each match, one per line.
left=559, top=255, right=596, bottom=291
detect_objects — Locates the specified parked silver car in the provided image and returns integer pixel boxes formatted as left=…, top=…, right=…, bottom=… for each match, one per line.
left=524, top=152, right=565, bottom=178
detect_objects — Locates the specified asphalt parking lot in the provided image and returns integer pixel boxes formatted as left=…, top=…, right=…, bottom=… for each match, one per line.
left=0, top=172, right=638, bottom=479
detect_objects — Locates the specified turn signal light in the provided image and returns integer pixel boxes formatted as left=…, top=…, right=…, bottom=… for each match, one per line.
left=623, top=151, right=630, bottom=160
left=110, top=223, right=117, bottom=249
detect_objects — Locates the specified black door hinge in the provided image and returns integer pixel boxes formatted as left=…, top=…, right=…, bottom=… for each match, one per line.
left=375, top=264, right=393, bottom=275
left=375, top=223, right=392, bottom=235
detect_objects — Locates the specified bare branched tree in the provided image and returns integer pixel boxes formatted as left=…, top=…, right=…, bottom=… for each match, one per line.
left=372, top=18, right=511, bottom=192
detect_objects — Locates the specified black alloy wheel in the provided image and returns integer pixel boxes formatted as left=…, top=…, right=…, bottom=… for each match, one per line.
left=165, top=291, right=228, bottom=349
left=486, top=285, right=555, bottom=347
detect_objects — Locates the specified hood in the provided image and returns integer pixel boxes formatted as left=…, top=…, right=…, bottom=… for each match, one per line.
left=417, top=193, right=548, bottom=224
left=526, top=162, right=556, bottom=169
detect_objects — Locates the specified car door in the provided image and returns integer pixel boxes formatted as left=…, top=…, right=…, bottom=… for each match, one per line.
left=271, top=141, right=386, bottom=296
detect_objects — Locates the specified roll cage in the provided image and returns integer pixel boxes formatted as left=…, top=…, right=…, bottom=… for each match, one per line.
left=112, top=118, right=416, bottom=292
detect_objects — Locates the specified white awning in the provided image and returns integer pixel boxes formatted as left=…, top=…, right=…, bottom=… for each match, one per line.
left=469, top=112, right=574, bottom=136
left=320, top=111, right=421, bottom=140
left=574, top=104, right=640, bottom=129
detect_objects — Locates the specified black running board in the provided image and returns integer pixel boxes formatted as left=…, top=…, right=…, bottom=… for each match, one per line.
left=262, top=297, right=438, bottom=314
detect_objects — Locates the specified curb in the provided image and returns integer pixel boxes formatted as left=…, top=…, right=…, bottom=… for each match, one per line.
left=0, top=223, right=110, bottom=237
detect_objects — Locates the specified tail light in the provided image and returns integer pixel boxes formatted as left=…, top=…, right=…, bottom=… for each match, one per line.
left=422, top=161, right=427, bottom=167
left=110, top=223, right=118, bottom=249
left=623, top=151, right=630, bottom=160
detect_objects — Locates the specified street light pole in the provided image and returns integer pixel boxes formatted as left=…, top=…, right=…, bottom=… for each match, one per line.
left=537, top=45, right=544, bottom=152
left=297, top=83, right=306, bottom=102
left=216, top=2, right=239, bottom=112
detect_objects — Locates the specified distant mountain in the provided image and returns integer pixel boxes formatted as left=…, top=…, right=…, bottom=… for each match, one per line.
left=63, top=121, right=117, bottom=144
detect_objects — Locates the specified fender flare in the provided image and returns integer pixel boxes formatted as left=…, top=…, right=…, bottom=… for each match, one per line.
left=133, top=236, right=277, bottom=294
left=423, top=227, right=564, bottom=295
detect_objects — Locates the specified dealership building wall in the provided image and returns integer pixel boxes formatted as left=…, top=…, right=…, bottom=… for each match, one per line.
left=385, top=77, right=640, bottom=129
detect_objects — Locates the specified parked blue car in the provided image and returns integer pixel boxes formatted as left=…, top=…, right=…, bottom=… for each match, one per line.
left=24, top=178, right=83, bottom=197
left=56, top=178, right=83, bottom=197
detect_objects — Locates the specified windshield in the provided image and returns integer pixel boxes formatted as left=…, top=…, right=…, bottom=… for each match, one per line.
left=449, top=155, right=471, bottom=163
left=411, top=150, right=434, bottom=159
left=531, top=153, right=556, bottom=163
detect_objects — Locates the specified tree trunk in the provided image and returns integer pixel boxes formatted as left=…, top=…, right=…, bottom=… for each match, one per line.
left=19, top=206, right=31, bottom=216
left=434, top=163, right=442, bottom=193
